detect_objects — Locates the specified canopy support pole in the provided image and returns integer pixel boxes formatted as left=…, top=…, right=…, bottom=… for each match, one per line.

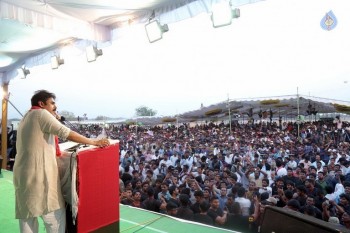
left=1, top=83, right=8, bottom=169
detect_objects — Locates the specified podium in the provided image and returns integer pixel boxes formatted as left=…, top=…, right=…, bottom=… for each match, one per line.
left=59, top=141, right=120, bottom=233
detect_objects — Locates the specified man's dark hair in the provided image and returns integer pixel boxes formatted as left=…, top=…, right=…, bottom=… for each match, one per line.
left=31, top=90, right=56, bottom=106
left=325, top=185, right=334, bottom=194
left=304, top=205, right=315, bottom=216
left=169, top=185, right=177, bottom=195
left=237, top=187, right=246, bottom=197
left=194, top=190, right=204, bottom=197
left=284, top=190, right=294, bottom=199
left=296, top=185, right=307, bottom=194
left=147, top=187, right=155, bottom=197
left=199, top=201, right=210, bottom=213
left=340, top=193, right=350, bottom=202
left=179, top=194, right=190, bottom=206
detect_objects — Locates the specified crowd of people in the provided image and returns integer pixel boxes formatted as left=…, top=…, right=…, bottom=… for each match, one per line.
left=103, top=117, right=350, bottom=232
left=8, top=109, right=350, bottom=232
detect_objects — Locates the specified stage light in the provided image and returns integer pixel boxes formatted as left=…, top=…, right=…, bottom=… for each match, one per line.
left=145, top=20, right=169, bottom=43
left=211, top=2, right=240, bottom=28
left=51, top=55, right=64, bottom=69
left=86, top=46, right=103, bottom=62
left=17, top=66, right=30, bottom=79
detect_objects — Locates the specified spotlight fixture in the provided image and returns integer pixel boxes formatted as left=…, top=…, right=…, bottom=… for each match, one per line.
left=145, top=20, right=169, bottom=43
left=211, top=2, right=240, bottom=28
left=51, top=55, right=64, bottom=69
left=86, top=46, right=103, bottom=62
left=17, top=66, right=30, bottom=79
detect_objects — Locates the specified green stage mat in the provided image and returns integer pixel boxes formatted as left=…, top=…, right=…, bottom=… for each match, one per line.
left=120, top=205, right=238, bottom=233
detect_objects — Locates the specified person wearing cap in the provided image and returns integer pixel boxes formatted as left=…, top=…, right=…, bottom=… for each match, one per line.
left=265, top=196, right=278, bottom=206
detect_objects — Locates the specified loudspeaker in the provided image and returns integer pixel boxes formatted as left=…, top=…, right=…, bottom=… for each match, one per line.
left=261, top=206, right=350, bottom=233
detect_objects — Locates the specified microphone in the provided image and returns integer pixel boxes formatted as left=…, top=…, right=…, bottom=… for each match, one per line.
left=57, top=114, right=81, bottom=134
left=60, top=116, right=66, bottom=122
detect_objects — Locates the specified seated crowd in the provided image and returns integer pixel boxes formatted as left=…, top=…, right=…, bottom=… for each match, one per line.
left=100, top=119, right=350, bottom=232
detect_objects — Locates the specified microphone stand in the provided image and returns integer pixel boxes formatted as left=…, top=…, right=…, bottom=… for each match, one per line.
left=60, top=117, right=83, bottom=135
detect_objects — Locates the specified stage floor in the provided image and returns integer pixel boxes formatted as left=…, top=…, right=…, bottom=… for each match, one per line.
left=1, top=170, right=237, bottom=233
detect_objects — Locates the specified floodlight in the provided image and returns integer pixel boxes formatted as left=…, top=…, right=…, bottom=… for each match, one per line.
left=145, top=20, right=169, bottom=43
left=51, top=55, right=64, bottom=69
left=86, top=46, right=103, bottom=62
left=17, top=67, right=30, bottom=79
left=211, top=2, right=240, bottom=28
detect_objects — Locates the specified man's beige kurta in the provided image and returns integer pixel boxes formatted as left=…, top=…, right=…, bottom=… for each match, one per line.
left=13, top=109, right=71, bottom=219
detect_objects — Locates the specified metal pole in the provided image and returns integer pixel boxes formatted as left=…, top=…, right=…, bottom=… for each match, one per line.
left=297, top=87, right=300, bottom=141
left=176, top=115, right=179, bottom=137
left=227, top=95, right=232, bottom=135
left=1, top=83, right=8, bottom=169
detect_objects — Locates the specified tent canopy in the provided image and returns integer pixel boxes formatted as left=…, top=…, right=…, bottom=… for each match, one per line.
left=0, top=0, right=263, bottom=81
left=1, top=0, right=349, bottom=125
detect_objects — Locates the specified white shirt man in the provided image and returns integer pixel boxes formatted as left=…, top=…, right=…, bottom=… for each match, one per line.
left=235, top=187, right=251, bottom=216
left=224, top=153, right=234, bottom=165
left=170, top=153, right=180, bottom=166
left=158, top=155, right=173, bottom=169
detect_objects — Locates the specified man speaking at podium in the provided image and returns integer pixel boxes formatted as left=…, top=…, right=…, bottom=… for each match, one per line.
left=13, top=90, right=110, bottom=233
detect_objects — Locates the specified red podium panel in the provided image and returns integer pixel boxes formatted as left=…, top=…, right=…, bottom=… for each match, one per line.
left=77, top=143, right=119, bottom=233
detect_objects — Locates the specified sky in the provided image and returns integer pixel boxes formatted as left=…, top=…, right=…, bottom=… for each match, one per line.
left=6, top=0, right=350, bottom=120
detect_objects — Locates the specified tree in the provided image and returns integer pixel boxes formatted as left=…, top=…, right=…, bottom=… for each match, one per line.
left=135, top=106, right=157, bottom=117
left=59, top=110, right=76, bottom=121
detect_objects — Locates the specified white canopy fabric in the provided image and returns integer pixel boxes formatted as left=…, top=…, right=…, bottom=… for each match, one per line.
left=0, top=0, right=262, bottom=81
left=1, top=0, right=349, bottom=124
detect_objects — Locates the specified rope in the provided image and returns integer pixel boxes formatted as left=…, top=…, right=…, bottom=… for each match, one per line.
left=120, top=216, right=163, bottom=233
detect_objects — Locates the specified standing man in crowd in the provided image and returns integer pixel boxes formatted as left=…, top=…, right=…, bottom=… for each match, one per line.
left=13, top=90, right=110, bottom=233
